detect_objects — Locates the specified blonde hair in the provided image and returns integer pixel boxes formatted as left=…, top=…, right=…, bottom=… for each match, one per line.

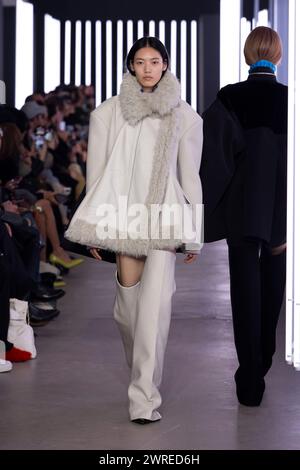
left=244, top=26, right=283, bottom=66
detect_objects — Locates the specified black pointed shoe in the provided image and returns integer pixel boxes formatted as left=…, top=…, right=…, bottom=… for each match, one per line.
left=30, top=285, right=65, bottom=302
left=234, top=369, right=266, bottom=407
left=131, top=418, right=161, bottom=425
left=29, top=303, right=60, bottom=325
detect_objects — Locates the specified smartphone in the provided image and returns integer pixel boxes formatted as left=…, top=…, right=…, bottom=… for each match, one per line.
left=35, top=126, right=45, bottom=136
left=34, top=136, right=45, bottom=150
left=59, top=121, right=66, bottom=131
left=44, top=130, right=53, bottom=142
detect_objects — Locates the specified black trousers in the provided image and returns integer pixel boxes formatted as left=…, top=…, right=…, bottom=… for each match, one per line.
left=0, top=252, right=13, bottom=350
left=228, top=239, right=286, bottom=399
left=11, top=222, right=40, bottom=285
left=0, top=221, right=33, bottom=350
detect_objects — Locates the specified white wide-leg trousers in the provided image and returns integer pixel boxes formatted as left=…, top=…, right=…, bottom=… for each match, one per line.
left=113, top=249, right=176, bottom=421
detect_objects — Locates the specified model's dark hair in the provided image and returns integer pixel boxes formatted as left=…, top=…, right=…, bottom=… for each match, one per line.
left=126, top=36, right=170, bottom=76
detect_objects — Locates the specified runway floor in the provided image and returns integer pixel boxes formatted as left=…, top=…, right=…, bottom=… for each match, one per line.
left=1, top=241, right=299, bottom=450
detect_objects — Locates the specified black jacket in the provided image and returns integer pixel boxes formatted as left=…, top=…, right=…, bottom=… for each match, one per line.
left=200, top=74, right=288, bottom=247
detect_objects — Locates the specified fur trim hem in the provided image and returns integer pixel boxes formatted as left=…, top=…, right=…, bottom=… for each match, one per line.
left=119, top=71, right=181, bottom=126
left=65, top=219, right=183, bottom=258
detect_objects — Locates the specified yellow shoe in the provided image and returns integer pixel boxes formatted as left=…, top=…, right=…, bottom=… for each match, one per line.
left=49, top=253, right=84, bottom=269
left=53, top=280, right=66, bottom=288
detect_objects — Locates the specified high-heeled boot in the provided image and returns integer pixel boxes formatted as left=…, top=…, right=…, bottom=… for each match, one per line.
left=113, top=271, right=140, bottom=368
left=128, top=249, right=176, bottom=422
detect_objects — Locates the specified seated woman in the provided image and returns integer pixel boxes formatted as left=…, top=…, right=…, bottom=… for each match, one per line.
left=0, top=122, right=83, bottom=270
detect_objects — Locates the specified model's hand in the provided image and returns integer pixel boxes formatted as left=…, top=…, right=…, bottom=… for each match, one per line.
left=271, top=243, right=286, bottom=255
left=89, top=248, right=102, bottom=261
left=183, top=253, right=198, bottom=264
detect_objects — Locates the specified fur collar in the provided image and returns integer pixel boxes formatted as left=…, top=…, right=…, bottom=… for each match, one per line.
left=119, top=70, right=181, bottom=126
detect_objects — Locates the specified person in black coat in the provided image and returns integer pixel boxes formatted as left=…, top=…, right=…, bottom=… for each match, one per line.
left=200, top=27, right=287, bottom=406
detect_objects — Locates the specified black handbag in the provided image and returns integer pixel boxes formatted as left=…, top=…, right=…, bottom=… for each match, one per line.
left=62, top=186, right=116, bottom=264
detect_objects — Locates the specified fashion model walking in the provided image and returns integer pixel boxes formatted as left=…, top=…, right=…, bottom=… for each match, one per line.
left=66, top=37, right=203, bottom=423
left=200, top=27, right=287, bottom=406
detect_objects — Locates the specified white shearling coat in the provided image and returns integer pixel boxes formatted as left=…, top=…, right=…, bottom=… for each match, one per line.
left=65, top=71, right=203, bottom=257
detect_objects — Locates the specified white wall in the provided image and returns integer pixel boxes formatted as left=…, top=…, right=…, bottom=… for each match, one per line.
left=273, top=0, right=289, bottom=85
left=0, top=0, right=3, bottom=81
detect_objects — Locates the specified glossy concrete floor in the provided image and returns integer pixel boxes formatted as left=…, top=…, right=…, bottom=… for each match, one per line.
left=1, top=241, right=300, bottom=450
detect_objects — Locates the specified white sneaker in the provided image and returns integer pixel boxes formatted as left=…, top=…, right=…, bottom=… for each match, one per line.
left=0, top=359, right=13, bottom=373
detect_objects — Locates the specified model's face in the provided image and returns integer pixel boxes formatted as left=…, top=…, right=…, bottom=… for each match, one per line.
left=131, top=47, right=167, bottom=92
